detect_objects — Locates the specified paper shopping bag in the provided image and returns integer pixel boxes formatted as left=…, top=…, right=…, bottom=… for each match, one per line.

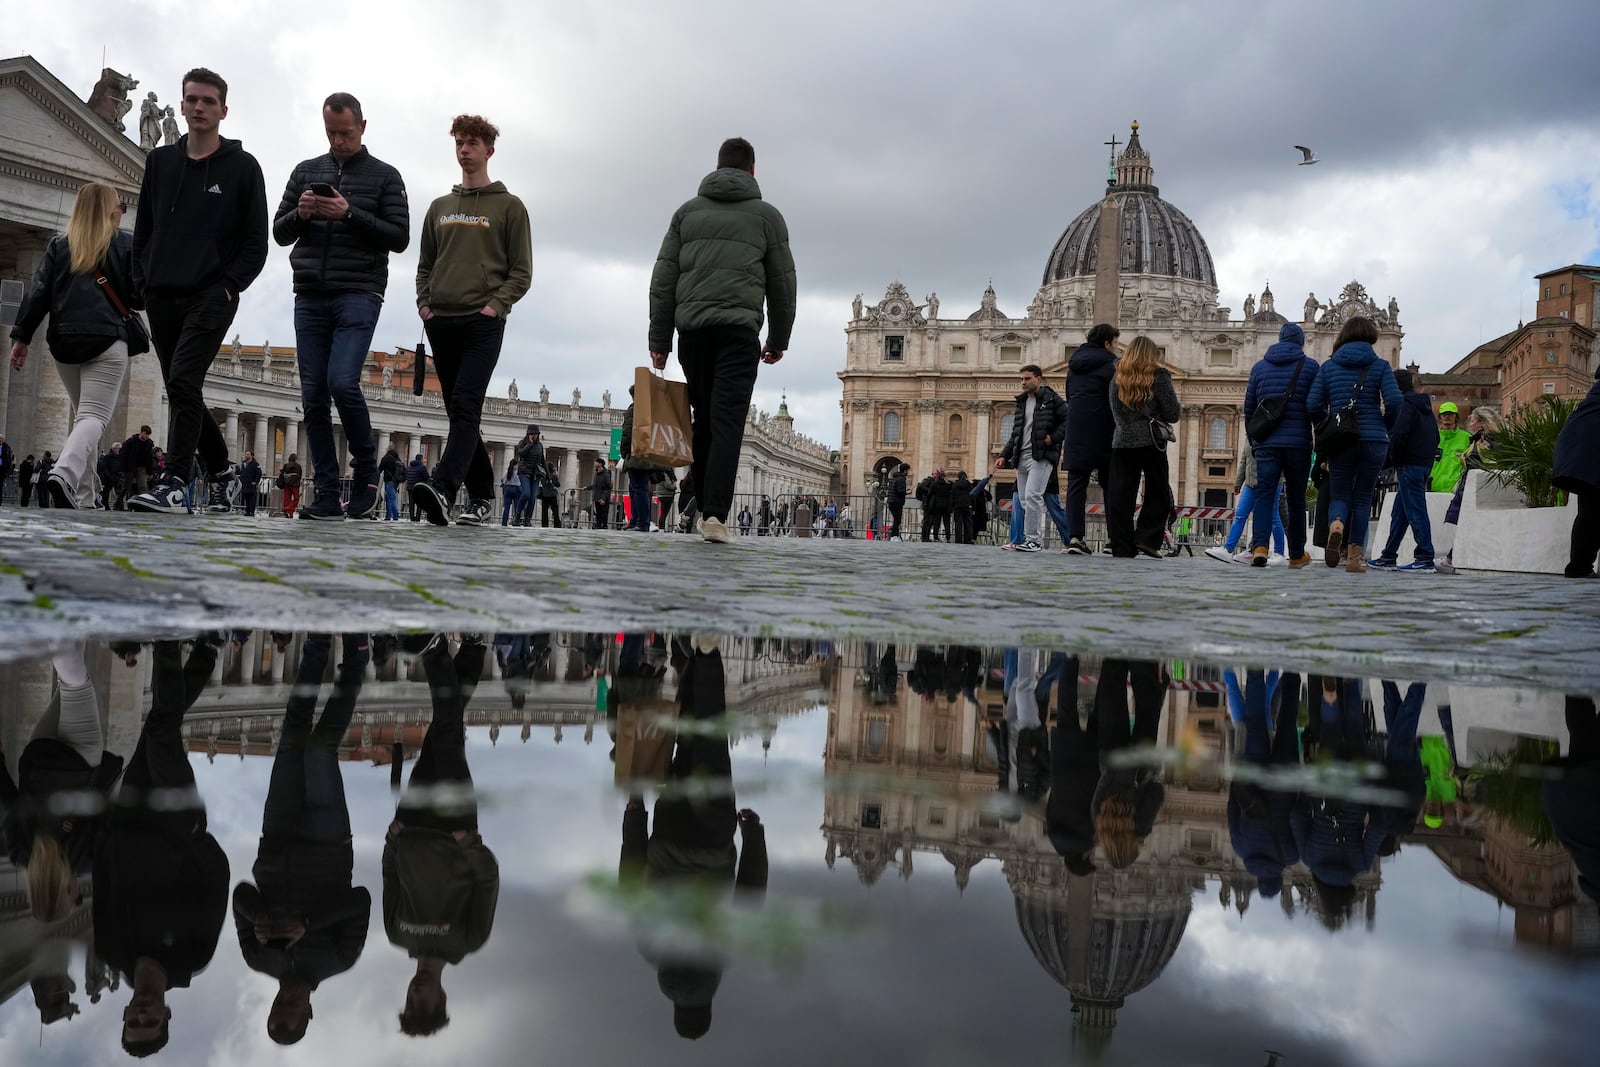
left=613, top=696, right=680, bottom=788
left=633, top=366, right=695, bottom=468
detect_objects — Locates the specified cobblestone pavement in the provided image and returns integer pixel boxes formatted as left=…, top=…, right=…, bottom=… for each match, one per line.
left=1, top=509, right=1595, bottom=689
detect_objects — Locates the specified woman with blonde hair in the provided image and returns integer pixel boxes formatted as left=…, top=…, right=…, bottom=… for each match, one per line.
left=1091, top=658, right=1167, bottom=869
left=1, top=642, right=124, bottom=921
left=1106, top=336, right=1181, bottom=558
left=8, top=182, right=143, bottom=508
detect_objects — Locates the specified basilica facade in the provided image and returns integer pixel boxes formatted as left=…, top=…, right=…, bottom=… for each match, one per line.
left=838, top=124, right=1405, bottom=508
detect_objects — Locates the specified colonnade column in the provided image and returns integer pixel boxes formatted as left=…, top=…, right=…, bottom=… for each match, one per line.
left=252, top=416, right=270, bottom=469
left=283, top=419, right=300, bottom=465
left=1181, top=406, right=1201, bottom=507
left=224, top=411, right=240, bottom=458
left=973, top=404, right=991, bottom=477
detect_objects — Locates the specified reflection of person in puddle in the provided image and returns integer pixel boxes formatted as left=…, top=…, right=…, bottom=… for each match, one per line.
left=1544, top=695, right=1600, bottom=908
left=2, top=641, right=125, bottom=922
left=383, top=634, right=498, bottom=1038
left=233, top=634, right=372, bottom=1045
left=1369, top=681, right=1430, bottom=850
left=1092, top=658, right=1167, bottom=868
left=619, top=637, right=767, bottom=1041
left=1293, top=676, right=1382, bottom=929
left=1227, top=670, right=1302, bottom=899
left=1044, top=654, right=1098, bottom=874
left=94, top=639, right=229, bottom=1058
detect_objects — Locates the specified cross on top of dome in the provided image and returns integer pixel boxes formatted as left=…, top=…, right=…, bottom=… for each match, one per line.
left=1115, top=120, right=1156, bottom=193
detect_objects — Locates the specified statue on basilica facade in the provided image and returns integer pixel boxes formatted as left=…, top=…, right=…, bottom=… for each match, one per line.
left=230, top=334, right=243, bottom=362
left=572, top=388, right=582, bottom=408
left=852, top=293, right=864, bottom=321
left=260, top=340, right=272, bottom=371
left=539, top=384, right=550, bottom=404
left=1136, top=290, right=1153, bottom=321
left=1304, top=292, right=1320, bottom=323
left=138, top=92, right=161, bottom=150
left=925, top=292, right=939, bottom=320
left=1387, top=296, right=1400, bottom=322
left=602, top=389, right=612, bottom=410
left=382, top=363, right=393, bottom=387
left=161, top=106, right=179, bottom=146
left=1242, top=293, right=1255, bottom=319
left=507, top=378, right=519, bottom=402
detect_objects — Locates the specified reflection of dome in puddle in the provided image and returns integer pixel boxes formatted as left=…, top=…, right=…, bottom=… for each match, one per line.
left=1011, top=863, right=1194, bottom=1056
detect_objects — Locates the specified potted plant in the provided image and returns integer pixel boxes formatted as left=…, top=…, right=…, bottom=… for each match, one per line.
left=1484, top=395, right=1577, bottom=506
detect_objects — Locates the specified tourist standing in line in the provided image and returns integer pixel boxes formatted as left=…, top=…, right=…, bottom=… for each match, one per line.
left=1369, top=369, right=1439, bottom=572
left=238, top=449, right=262, bottom=515
left=1208, top=448, right=1285, bottom=564
left=1306, top=316, right=1403, bottom=572
left=927, top=471, right=952, bottom=542
left=34, top=451, right=55, bottom=507
left=994, top=365, right=1067, bottom=554
left=539, top=470, right=561, bottom=527
left=273, top=92, right=410, bottom=521
left=1060, top=324, right=1120, bottom=555
left=1430, top=402, right=1472, bottom=492
left=8, top=183, right=143, bottom=509
left=620, top=387, right=665, bottom=531
left=129, top=68, right=267, bottom=515
left=277, top=454, right=304, bottom=517
left=1241, top=321, right=1319, bottom=568
left=97, top=444, right=121, bottom=509
left=377, top=445, right=401, bottom=520
left=648, top=137, right=796, bottom=545
left=120, top=424, right=155, bottom=510
left=404, top=453, right=429, bottom=521
left=1552, top=373, right=1600, bottom=579
left=951, top=470, right=974, bottom=544
left=512, top=425, right=545, bottom=527
left=499, top=459, right=520, bottom=527
left=17, top=453, right=35, bottom=507
left=591, top=458, right=613, bottom=530
left=0, top=434, right=12, bottom=507
left=1105, top=338, right=1180, bottom=559
left=887, top=463, right=909, bottom=541
left=413, top=115, right=533, bottom=527
left=737, top=505, right=753, bottom=535
left=1434, top=407, right=1503, bottom=574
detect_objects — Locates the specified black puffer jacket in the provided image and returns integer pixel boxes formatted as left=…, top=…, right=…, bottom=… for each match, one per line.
left=121, top=433, right=155, bottom=473
left=929, top=475, right=952, bottom=509
left=272, top=147, right=410, bottom=295
left=1002, top=385, right=1069, bottom=466
left=888, top=470, right=907, bottom=505
left=10, top=232, right=142, bottom=362
left=1062, top=344, right=1119, bottom=469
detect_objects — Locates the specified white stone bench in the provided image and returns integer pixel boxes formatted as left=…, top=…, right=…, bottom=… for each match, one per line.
left=1372, top=490, right=1456, bottom=562
left=1449, top=469, right=1578, bottom=574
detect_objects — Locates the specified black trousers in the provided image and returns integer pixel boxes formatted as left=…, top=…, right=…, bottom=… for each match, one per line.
left=1569, top=490, right=1600, bottom=577
left=888, top=500, right=904, bottom=538
left=125, top=641, right=217, bottom=798
left=540, top=496, right=560, bottom=527
left=678, top=325, right=761, bottom=522
left=148, top=287, right=237, bottom=484
left=1064, top=463, right=1111, bottom=542
left=399, top=639, right=485, bottom=832
left=1106, top=446, right=1171, bottom=557
left=594, top=501, right=610, bottom=529
left=953, top=508, right=975, bottom=544
left=423, top=313, right=504, bottom=502
left=266, top=634, right=364, bottom=842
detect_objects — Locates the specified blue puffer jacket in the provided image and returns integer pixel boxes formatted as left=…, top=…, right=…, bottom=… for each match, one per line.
left=1306, top=341, right=1403, bottom=445
left=1387, top=392, right=1439, bottom=469
left=1552, top=376, right=1600, bottom=496
left=1243, top=323, right=1320, bottom=449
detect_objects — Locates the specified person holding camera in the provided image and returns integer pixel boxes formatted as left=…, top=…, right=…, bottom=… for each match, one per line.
left=273, top=92, right=410, bottom=521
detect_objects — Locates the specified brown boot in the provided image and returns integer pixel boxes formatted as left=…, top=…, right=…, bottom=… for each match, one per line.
left=1324, top=519, right=1344, bottom=568
left=1346, top=544, right=1367, bottom=573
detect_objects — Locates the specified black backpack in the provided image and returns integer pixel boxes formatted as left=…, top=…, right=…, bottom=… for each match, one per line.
left=1246, top=357, right=1307, bottom=443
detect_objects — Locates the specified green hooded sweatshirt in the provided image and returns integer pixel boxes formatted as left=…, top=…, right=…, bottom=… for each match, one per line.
left=648, top=168, right=797, bottom=354
left=416, top=181, right=532, bottom=318
left=1430, top=427, right=1472, bottom=492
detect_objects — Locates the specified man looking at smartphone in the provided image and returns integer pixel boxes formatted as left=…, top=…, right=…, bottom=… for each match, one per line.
left=129, top=67, right=267, bottom=515
left=412, top=114, right=532, bottom=527
left=272, top=92, right=410, bottom=521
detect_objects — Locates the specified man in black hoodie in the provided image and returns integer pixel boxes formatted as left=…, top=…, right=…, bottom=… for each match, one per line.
left=119, top=424, right=156, bottom=510
left=129, top=68, right=267, bottom=517
left=887, top=463, right=909, bottom=540
left=1369, top=368, right=1439, bottom=572
left=1060, top=324, right=1120, bottom=555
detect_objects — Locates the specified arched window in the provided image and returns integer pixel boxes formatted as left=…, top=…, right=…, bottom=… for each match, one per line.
left=882, top=410, right=901, bottom=444
left=1208, top=416, right=1228, bottom=451
left=947, top=413, right=964, bottom=446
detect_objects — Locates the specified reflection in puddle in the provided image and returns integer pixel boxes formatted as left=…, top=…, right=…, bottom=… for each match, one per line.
left=2, top=632, right=1597, bottom=1063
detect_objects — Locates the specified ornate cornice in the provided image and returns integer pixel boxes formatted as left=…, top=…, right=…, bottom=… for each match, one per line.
left=0, top=66, right=147, bottom=185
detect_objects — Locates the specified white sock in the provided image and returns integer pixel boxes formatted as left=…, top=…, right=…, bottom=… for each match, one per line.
left=52, top=641, right=89, bottom=688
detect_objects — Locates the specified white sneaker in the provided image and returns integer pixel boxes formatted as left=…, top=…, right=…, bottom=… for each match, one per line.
left=1016, top=539, right=1044, bottom=553
left=1232, top=550, right=1255, bottom=565
left=128, top=481, right=191, bottom=515
left=1204, top=546, right=1234, bottom=564
left=1267, top=552, right=1287, bottom=566
left=701, top=517, right=730, bottom=544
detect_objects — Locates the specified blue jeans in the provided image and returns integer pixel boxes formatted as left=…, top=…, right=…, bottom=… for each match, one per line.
left=384, top=480, right=400, bottom=520
left=501, top=486, right=519, bottom=525
left=1379, top=464, right=1435, bottom=563
left=1009, top=490, right=1071, bottom=545
left=628, top=474, right=651, bottom=529
left=1327, top=441, right=1389, bottom=549
left=1252, top=447, right=1312, bottom=559
left=294, top=292, right=382, bottom=500
left=517, top=475, right=539, bottom=524
left=1226, top=485, right=1285, bottom=554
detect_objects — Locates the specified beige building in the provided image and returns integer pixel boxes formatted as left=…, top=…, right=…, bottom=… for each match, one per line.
left=838, top=123, right=1404, bottom=508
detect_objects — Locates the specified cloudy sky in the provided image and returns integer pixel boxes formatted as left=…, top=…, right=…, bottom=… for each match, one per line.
left=12, top=0, right=1600, bottom=445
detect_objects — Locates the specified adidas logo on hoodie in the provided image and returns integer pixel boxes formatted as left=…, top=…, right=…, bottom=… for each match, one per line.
left=207, top=184, right=222, bottom=194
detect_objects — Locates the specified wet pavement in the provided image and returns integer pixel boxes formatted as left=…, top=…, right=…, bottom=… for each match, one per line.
left=2, top=629, right=1597, bottom=1066
left=3, top=510, right=1600, bottom=689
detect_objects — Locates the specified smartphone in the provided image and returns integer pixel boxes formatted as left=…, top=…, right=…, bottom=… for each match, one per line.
left=307, top=182, right=337, bottom=197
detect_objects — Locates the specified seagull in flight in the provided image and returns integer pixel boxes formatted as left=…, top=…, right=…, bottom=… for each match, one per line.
left=1294, top=145, right=1320, bottom=166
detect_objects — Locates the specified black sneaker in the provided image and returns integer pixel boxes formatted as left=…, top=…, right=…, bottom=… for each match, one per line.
left=1137, top=545, right=1165, bottom=559
left=299, top=494, right=345, bottom=521
left=456, top=499, right=492, bottom=526
left=128, top=478, right=191, bottom=515
left=411, top=483, right=450, bottom=526
left=206, top=463, right=239, bottom=513
left=347, top=481, right=380, bottom=520
left=43, top=474, right=77, bottom=510
left=1065, top=537, right=1089, bottom=555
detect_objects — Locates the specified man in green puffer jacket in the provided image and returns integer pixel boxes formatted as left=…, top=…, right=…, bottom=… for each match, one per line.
left=648, top=137, right=797, bottom=545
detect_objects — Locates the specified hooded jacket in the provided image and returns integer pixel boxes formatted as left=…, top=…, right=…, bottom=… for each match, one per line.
left=1002, top=384, right=1070, bottom=466
left=888, top=469, right=907, bottom=505
left=133, top=135, right=268, bottom=298
left=382, top=828, right=499, bottom=964
left=121, top=433, right=155, bottom=473
left=648, top=168, right=797, bottom=353
left=272, top=146, right=410, bottom=296
left=1306, top=342, right=1403, bottom=445
left=415, top=181, right=532, bottom=318
left=1553, top=376, right=1600, bottom=496
left=10, top=232, right=142, bottom=361
left=232, top=845, right=371, bottom=989
left=1061, top=344, right=1118, bottom=469
left=1387, top=391, right=1440, bottom=469
left=1243, top=323, right=1320, bottom=450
